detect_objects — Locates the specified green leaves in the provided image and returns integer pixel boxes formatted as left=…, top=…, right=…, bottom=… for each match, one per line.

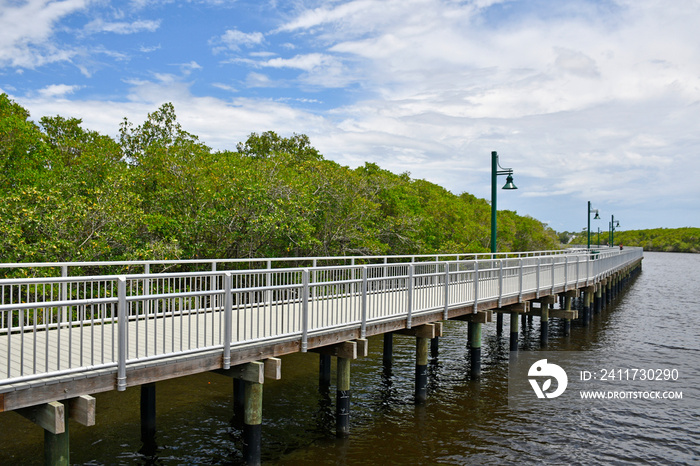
left=0, top=97, right=563, bottom=266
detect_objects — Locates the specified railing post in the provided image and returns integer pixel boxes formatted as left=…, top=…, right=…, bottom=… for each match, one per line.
left=223, top=272, right=232, bottom=370
left=473, top=260, right=479, bottom=314
left=117, top=276, right=127, bottom=392
left=61, top=265, right=68, bottom=324
left=266, top=260, right=272, bottom=305
left=564, top=255, right=569, bottom=289
left=536, top=257, right=541, bottom=298
left=361, top=266, right=368, bottom=339
left=551, top=257, right=555, bottom=293
left=518, top=260, right=524, bottom=302
left=406, top=264, right=414, bottom=329
left=443, top=262, right=450, bottom=319
left=301, top=269, right=309, bottom=352
left=498, top=259, right=503, bottom=308
left=576, top=256, right=580, bottom=287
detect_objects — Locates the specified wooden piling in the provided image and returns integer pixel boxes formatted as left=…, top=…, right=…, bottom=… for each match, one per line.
left=540, top=302, right=549, bottom=347
left=383, top=332, right=393, bottom=367
left=510, top=313, right=519, bottom=351
left=496, top=312, right=503, bottom=335
left=416, top=337, right=430, bottom=403
left=430, top=336, right=439, bottom=358
left=44, top=402, right=69, bottom=466
left=233, top=378, right=245, bottom=425
left=140, top=383, right=156, bottom=444
left=336, top=357, right=351, bottom=437
left=469, top=322, right=482, bottom=379
left=563, top=294, right=572, bottom=336
left=319, top=354, right=331, bottom=390
left=243, top=381, right=263, bottom=466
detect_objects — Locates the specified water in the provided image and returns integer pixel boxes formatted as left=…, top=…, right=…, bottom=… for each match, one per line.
left=1, top=251, right=698, bottom=465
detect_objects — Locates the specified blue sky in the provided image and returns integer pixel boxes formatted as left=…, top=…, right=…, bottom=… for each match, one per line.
left=2, top=0, right=699, bottom=234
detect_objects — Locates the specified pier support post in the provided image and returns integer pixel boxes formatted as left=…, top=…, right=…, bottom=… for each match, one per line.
left=234, top=378, right=245, bottom=425
left=383, top=332, right=393, bottom=367
left=243, top=381, right=263, bottom=466
left=430, top=336, right=439, bottom=358
left=416, top=337, right=430, bottom=403
left=469, top=322, right=482, bottom=379
left=140, top=383, right=156, bottom=445
left=595, top=284, right=602, bottom=314
left=540, top=303, right=549, bottom=347
left=498, top=303, right=527, bottom=352
left=496, top=312, right=503, bottom=336
left=44, top=402, right=69, bottom=466
left=17, top=396, right=95, bottom=466
left=510, top=313, right=519, bottom=351
left=336, top=357, right=351, bottom=437
left=319, top=354, right=332, bottom=390
left=563, top=294, right=573, bottom=336
left=581, top=289, right=590, bottom=326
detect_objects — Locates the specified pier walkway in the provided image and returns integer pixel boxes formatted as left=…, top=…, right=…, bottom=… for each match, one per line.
left=0, top=247, right=642, bottom=464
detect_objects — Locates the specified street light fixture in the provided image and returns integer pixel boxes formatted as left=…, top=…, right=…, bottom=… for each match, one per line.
left=491, top=151, right=517, bottom=253
left=587, top=201, right=600, bottom=250
left=609, top=215, right=620, bottom=246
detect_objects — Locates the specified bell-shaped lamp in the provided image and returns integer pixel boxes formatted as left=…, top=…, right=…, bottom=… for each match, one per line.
left=502, top=174, right=517, bottom=190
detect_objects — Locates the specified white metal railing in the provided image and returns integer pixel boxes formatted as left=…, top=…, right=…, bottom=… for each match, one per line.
left=0, top=247, right=642, bottom=390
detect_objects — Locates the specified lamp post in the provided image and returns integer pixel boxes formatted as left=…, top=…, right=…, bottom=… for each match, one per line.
left=610, top=215, right=620, bottom=246
left=587, top=201, right=600, bottom=250
left=597, top=227, right=601, bottom=247
left=491, top=151, right=517, bottom=253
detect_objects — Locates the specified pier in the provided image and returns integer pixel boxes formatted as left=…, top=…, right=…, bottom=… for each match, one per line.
left=1, top=247, right=642, bottom=465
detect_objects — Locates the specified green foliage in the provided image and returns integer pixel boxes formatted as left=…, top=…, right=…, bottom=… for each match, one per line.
left=0, top=95, right=562, bottom=265
left=613, top=228, right=700, bottom=253
left=570, top=227, right=700, bottom=253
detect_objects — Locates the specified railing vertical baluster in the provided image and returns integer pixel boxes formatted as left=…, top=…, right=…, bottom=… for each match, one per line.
left=361, top=266, right=368, bottom=339
left=223, top=272, right=232, bottom=370
left=117, top=276, right=127, bottom=391
left=473, top=260, right=479, bottom=313
left=301, top=269, right=309, bottom=352
left=498, top=260, right=503, bottom=308
left=518, top=260, right=524, bottom=302
left=443, top=262, right=450, bottom=319
left=406, top=264, right=414, bottom=329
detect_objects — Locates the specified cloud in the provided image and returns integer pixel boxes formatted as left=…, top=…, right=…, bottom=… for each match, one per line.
left=37, top=83, right=82, bottom=98
left=0, top=0, right=90, bottom=68
left=83, top=18, right=161, bottom=35
left=212, top=29, right=265, bottom=52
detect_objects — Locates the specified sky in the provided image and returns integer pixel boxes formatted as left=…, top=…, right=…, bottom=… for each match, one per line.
left=1, top=0, right=699, bottom=234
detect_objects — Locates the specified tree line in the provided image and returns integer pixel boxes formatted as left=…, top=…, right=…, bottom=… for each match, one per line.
left=1, top=94, right=561, bottom=271
left=575, top=228, right=700, bottom=253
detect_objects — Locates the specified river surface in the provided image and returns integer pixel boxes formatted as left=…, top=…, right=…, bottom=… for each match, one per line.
left=1, top=251, right=698, bottom=465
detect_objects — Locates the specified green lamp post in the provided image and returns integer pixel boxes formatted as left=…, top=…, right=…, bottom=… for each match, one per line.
left=491, top=151, right=517, bottom=253
left=587, top=201, right=600, bottom=250
left=610, top=215, right=620, bottom=246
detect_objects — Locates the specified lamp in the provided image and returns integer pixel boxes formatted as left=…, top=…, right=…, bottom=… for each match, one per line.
left=491, top=151, right=517, bottom=253
left=587, top=201, right=600, bottom=250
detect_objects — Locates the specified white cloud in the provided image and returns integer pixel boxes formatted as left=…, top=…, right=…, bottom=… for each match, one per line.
left=0, top=0, right=90, bottom=68
left=37, top=83, right=82, bottom=98
left=83, top=18, right=161, bottom=35
left=213, top=29, right=265, bottom=52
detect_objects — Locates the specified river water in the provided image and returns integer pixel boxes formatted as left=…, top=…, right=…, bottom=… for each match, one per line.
left=1, top=251, right=698, bottom=465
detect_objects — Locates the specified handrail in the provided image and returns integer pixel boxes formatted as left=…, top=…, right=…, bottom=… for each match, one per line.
left=1, top=247, right=642, bottom=389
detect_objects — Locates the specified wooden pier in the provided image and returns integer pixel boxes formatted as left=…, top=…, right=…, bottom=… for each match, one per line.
left=1, top=248, right=642, bottom=465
